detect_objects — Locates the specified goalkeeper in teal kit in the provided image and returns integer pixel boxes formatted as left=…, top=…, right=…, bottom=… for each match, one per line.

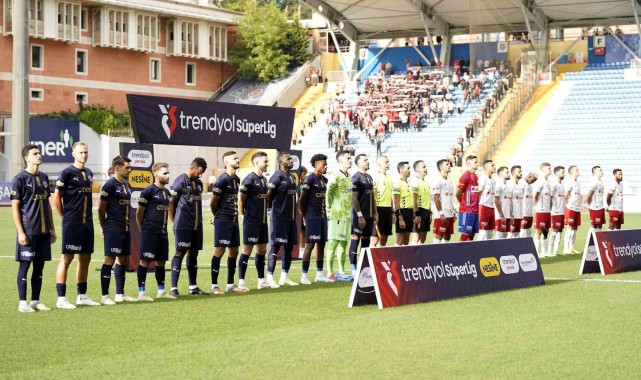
left=325, top=151, right=354, bottom=282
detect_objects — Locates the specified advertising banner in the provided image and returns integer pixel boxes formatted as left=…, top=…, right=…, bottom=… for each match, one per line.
left=119, top=143, right=155, bottom=271
left=29, top=119, right=80, bottom=163
left=349, top=238, right=545, bottom=309
left=579, top=229, right=641, bottom=275
left=0, top=182, right=11, bottom=206
left=127, top=94, right=295, bottom=149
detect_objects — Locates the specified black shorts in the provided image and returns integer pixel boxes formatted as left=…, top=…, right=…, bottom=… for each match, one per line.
left=395, top=209, right=414, bottom=233
left=377, top=207, right=393, bottom=236
left=271, top=220, right=298, bottom=245
left=15, top=233, right=52, bottom=262
left=140, top=231, right=169, bottom=262
left=214, top=220, right=240, bottom=247
left=174, top=229, right=203, bottom=252
left=62, top=222, right=94, bottom=254
left=104, top=230, right=131, bottom=257
left=243, top=222, right=269, bottom=245
left=352, top=217, right=375, bottom=237
left=306, top=218, right=328, bottom=243
left=414, top=208, right=432, bottom=233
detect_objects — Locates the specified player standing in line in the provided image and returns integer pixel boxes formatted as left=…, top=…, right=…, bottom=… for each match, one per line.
left=11, top=145, right=56, bottom=313
left=507, top=166, right=523, bottom=238
left=297, top=166, right=308, bottom=256
left=519, top=172, right=538, bottom=237
left=349, top=154, right=378, bottom=270
left=52, top=142, right=100, bottom=309
left=411, top=160, right=431, bottom=244
left=607, top=169, right=624, bottom=230
left=371, top=156, right=395, bottom=247
left=99, top=155, right=137, bottom=304
left=135, top=163, right=175, bottom=300
left=585, top=166, right=606, bottom=233
left=493, top=166, right=511, bottom=239
left=325, top=152, right=354, bottom=281
left=299, top=154, right=330, bottom=284
left=168, top=158, right=209, bottom=297
left=266, top=152, right=299, bottom=287
left=456, top=155, right=480, bottom=241
left=563, top=165, right=582, bottom=254
left=431, top=159, right=456, bottom=243
left=210, top=151, right=247, bottom=294
left=477, top=160, right=496, bottom=240
left=238, top=151, right=271, bottom=289
left=548, top=166, right=566, bottom=256
left=533, top=163, right=553, bottom=257
left=393, top=161, right=414, bottom=246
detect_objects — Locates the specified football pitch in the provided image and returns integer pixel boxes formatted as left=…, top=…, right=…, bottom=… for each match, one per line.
left=1, top=208, right=640, bottom=379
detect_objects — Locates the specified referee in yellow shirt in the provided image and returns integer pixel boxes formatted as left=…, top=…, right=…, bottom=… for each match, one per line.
left=393, top=161, right=415, bottom=246
left=411, top=160, right=431, bottom=244
left=372, top=156, right=395, bottom=247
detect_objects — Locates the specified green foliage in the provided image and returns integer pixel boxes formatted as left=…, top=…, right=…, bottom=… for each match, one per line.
left=33, top=104, right=130, bottom=135
left=230, top=1, right=310, bottom=82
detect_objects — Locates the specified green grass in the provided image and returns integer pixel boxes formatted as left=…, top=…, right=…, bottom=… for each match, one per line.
left=0, top=209, right=640, bottom=379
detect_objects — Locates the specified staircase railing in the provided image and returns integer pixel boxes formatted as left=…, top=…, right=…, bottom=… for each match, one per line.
left=208, top=71, right=240, bottom=102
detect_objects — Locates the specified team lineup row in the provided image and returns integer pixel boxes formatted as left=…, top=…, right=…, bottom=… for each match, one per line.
left=9, top=142, right=624, bottom=312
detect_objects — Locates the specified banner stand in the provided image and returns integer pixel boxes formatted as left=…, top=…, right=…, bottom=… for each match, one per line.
left=579, top=231, right=605, bottom=275
left=579, top=229, right=641, bottom=276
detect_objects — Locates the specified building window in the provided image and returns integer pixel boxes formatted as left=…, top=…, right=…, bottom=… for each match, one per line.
left=75, top=49, right=87, bottom=74
left=81, top=8, right=88, bottom=30
left=150, top=58, right=161, bottom=82
left=180, top=21, right=198, bottom=56
left=4, top=0, right=12, bottom=34
left=75, top=92, right=88, bottom=104
left=28, top=0, right=44, bottom=36
left=186, top=62, right=196, bottom=85
left=31, top=44, right=44, bottom=70
left=107, top=8, right=128, bottom=47
left=57, top=1, right=81, bottom=42
left=30, top=89, right=44, bottom=101
left=209, top=25, right=227, bottom=61
left=137, top=14, right=157, bottom=52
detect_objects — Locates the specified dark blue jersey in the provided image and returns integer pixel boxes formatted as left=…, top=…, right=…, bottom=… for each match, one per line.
left=139, top=184, right=171, bottom=233
left=170, top=173, right=204, bottom=231
left=100, top=177, right=131, bottom=232
left=352, top=172, right=375, bottom=219
left=239, top=172, right=268, bottom=224
left=212, top=172, right=240, bottom=222
left=10, top=170, right=53, bottom=235
left=269, top=170, right=297, bottom=221
left=56, top=165, right=93, bottom=226
left=302, top=173, right=327, bottom=220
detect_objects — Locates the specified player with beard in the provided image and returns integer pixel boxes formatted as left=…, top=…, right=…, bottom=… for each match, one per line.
left=508, top=166, right=524, bottom=238
left=349, top=155, right=378, bottom=272
left=607, top=169, right=624, bottom=230
left=586, top=166, right=606, bottom=232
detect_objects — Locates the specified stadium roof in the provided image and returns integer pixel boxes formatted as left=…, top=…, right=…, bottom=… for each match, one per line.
left=303, top=0, right=640, bottom=41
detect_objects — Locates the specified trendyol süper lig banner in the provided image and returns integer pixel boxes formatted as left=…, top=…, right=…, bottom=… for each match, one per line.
left=349, top=238, right=545, bottom=309
left=127, top=94, right=295, bottom=149
left=580, top=229, right=641, bottom=275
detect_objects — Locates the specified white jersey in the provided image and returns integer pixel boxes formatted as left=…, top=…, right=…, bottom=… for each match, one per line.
left=550, top=180, right=565, bottom=216
left=522, top=181, right=533, bottom=217
left=494, top=181, right=512, bottom=219
left=479, top=175, right=495, bottom=208
left=534, top=177, right=552, bottom=213
left=431, top=176, right=455, bottom=218
left=510, top=180, right=525, bottom=219
left=588, top=178, right=605, bottom=210
left=565, top=178, right=581, bottom=212
left=607, top=181, right=624, bottom=211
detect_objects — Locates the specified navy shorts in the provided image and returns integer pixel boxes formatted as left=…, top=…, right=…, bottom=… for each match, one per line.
left=104, top=230, right=131, bottom=257
left=243, top=222, right=269, bottom=245
left=306, top=218, right=328, bottom=243
left=140, top=231, right=169, bottom=262
left=214, top=220, right=240, bottom=247
left=174, top=229, right=203, bottom=252
left=376, top=207, right=393, bottom=236
left=458, top=212, right=479, bottom=234
left=396, top=209, right=414, bottom=233
left=15, top=233, right=52, bottom=262
left=271, top=220, right=298, bottom=245
left=352, top=217, right=374, bottom=237
left=62, top=223, right=94, bottom=254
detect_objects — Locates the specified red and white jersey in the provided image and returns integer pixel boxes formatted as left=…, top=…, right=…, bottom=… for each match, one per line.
left=522, top=181, right=533, bottom=217
left=588, top=178, right=605, bottom=210
left=510, top=180, right=525, bottom=219
left=565, top=178, right=582, bottom=212
left=494, top=181, right=512, bottom=219
left=478, top=175, right=495, bottom=208
left=431, top=176, right=455, bottom=217
left=534, top=177, right=552, bottom=213
left=607, top=181, right=624, bottom=211
left=550, top=180, right=565, bottom=216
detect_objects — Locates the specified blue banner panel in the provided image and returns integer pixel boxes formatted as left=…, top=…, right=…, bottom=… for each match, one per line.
left=127, top=94, right=295, bottom=149
left=0, top=182, right=11, bottom=206
left=29, top=119, right=80, bottom=163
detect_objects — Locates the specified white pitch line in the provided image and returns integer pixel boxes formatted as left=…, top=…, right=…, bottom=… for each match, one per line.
left=546, top=277, right=641, bottom=284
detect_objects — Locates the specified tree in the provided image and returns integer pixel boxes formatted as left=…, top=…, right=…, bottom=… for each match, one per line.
left=283, top=13, right=311, bottom=69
